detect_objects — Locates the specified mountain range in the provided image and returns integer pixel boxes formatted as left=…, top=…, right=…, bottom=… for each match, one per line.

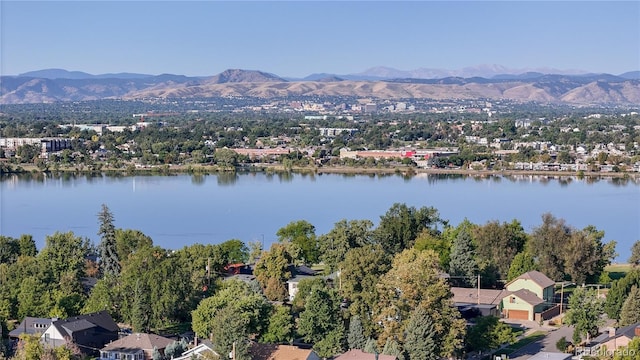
left=1, top=66, right=639, bottom=105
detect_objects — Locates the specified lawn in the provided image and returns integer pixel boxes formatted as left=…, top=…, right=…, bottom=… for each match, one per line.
left=605, top=263, right=632, bottom=281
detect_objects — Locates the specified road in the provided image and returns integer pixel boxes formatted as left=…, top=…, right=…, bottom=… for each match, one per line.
left=508, top=326, right=574, bottom=360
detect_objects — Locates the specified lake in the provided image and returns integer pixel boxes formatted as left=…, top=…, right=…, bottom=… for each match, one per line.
left=1, top=172, right=638, bottom=261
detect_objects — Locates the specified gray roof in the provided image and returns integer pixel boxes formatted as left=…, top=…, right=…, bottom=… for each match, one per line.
left=52, top=310, right=119, bottom=338
left=8, top=317, right=53, bottom=338
left=101, top=333, right=174, bottom=353
left=509, top=271, right=555, bottom=289
left=526, top=352, right=572, bottom=360
left=451, top=287, right=510, bottom=306
left=511, top=289, right=545, bottom=306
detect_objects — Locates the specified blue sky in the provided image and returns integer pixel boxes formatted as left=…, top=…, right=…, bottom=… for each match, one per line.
left=1, top=1, right=638, bottom=77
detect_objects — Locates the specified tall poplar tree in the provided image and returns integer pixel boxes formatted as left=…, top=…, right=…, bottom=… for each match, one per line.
left=98, top=204, right=120, bottom=277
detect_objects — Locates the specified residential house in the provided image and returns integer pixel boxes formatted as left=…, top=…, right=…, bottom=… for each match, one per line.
left=506, top=271, right=555, bottom=303
left=334, top=349, right=398, bottom=360
left=502, top=289, right=547, bottom=321
left=173, top=342, right=219, bottom=360
left=250, top=343, right=321, bottom=360
left=41, top=310, right=119, bottom=356
left=450, top=287, right=510, bottom=318
left=8, top=317, right=54, bottom=339
left=502, top=271, right=555, bottom=321
left=99, top=333, right=174, bottom=360
left=525, top=352, right=572, bottom=360
left=589, top=323, right=640, bottom=353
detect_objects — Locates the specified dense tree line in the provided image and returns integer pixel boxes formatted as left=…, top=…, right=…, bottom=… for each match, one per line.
left=0, top=202, right=625, bottom=359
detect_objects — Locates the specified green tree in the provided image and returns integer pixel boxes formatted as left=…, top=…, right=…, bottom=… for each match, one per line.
left=38, top=231, right=90, bottom=282
left=465, top=315, right=517, bottom=353
left=347, top=315, right=366, bottom=350
left=261, top=305, right=294, bottom=344
left=276, top=220, right=318, bottom=264
left=375, top=249, right=466, bottom=358
left=339, top=244, right=391, bottom=337
left=529, top=213, right=571, bottom=281
left=448, top=223, right=478, bottom=287
left=298, top=285, right=342, bottom=344
left=373, top=203, right=443, bottom=255
left=403, top=306, right=438, bottom=360
left=211, top=307, right=251, bottom=360
left=115, top=229, right=153, bottom=265
left=473, top=220, right=527, bottom=280
left=253, top=243, right=293, bottom=301
left=18, top=234, right=37, bottom=257
left=191, top=280, right=271, bottom=341
left=131, top=279, right=151, bottom=333
left=213, top=148, right=239, bottom=167
left=98, top=204, right=121, bottom=276
left=605, top=270, right=640, bottom=320
left=565, top=287, right=604, bottom=344
left=382, top=338, right=405, bottom=360
left=314, top=326, right=346, bottom=359
left=414, top=230, right=450, bottom=270
left=219, top=239, right=249, bottom=264
left=507, top=252, right=538, bottom=281
left=619, top=285, right=640, bottom=326
left=15, top=334, right=44, bottom=360
left=364, top=338, right=378, bottom=354
left=563, top=226, right=616, bottom=284
left=556, top=336, right=568, bottom=353
left=318, top=219, right=373, bottom=274
left=630, top=240, right=640, bottom=267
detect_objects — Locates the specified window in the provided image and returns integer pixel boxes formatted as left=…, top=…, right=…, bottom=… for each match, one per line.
left=510, top=297, right=516, bottom=304
left=44, top=333, right=50, bottom=342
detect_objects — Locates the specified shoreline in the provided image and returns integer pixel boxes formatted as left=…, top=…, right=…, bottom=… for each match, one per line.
left=4, top=163, right=640, bottom=179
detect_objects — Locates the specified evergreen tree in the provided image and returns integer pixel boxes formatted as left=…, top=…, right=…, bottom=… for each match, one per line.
left=403, top=306, right=438, bottom=360
left=448, top=224, right=478, bottom=287
left=152, top=346, right=162, bottom=360
left=630, top=240, right=640, bottom=267
left=347, top=315, right=366, bottom=350
left=382, top=338, right=405, bottom=360
left=619, top=285, right=640, bottom=326
left=363, top=338, right=378, bottom=354
left=131, top=279, right=151, bottom=333
left=98, top=204, right=121, bottom=276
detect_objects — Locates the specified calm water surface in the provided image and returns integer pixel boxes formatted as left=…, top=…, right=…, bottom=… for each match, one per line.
left=1, top=172, right=638, bottom=261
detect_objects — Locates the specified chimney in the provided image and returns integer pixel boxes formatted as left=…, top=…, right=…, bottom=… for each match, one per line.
left=609, top=327, right=616, bottom=337
left=635, top=326, right=640, bottom=338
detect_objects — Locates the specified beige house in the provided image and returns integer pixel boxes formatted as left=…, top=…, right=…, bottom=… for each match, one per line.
left=505, top=270, right=555, bottom=303
left=592, top=323, right=640, bottom=353
left=335, top=349, right=398, bottom=360
left=502, top=271, right=555, bottom=321
left=99, top=333, right=174, bottom=360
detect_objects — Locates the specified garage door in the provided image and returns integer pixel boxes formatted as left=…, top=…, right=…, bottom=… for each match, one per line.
left=508, top=310, right=529, bottom=320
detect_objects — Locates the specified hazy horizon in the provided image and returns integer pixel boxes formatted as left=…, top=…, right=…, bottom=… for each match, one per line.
left=1, top=1, right=638, bottom=78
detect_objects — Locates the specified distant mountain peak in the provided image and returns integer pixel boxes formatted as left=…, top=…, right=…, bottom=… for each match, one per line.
left=207, top=69, right=287, bottom=84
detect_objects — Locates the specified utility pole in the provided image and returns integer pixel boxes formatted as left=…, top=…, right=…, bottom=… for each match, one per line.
left=477, top=274, right=481, bottom=305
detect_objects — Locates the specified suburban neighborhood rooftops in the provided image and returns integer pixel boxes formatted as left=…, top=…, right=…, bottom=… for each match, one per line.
left=508, top=270, right=555, bottom=288
left=101, top=333, right=174, bottom=353
left=510, top=289, right=545, bottom=306
left=450, top=287, right=511, bottom=306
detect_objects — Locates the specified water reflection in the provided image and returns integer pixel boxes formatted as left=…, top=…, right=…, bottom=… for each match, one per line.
left=191, top=174, right=206, bottom=185
left=217, top=172, right=238, bottom=186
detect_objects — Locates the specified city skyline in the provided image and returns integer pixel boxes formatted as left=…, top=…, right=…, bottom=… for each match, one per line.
left=1, top=1, right=638, bottom=78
